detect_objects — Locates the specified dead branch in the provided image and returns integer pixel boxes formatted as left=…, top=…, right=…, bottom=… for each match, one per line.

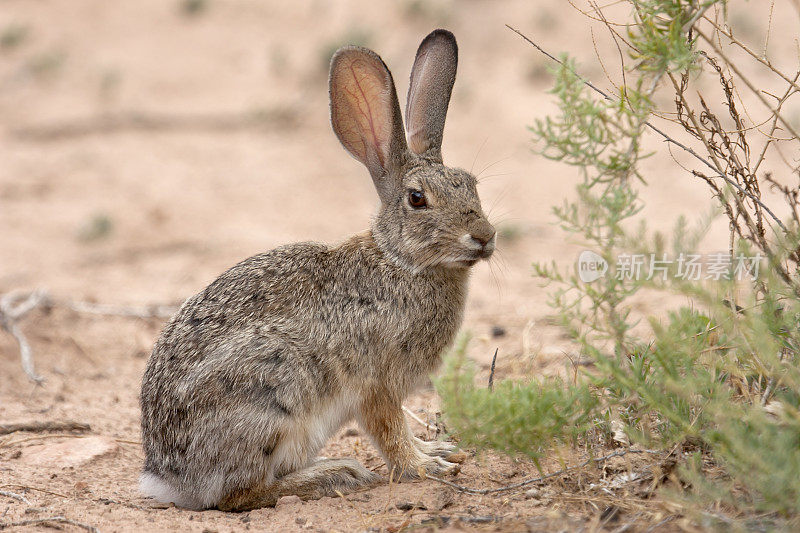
left=488, top=348, right=498, bottom=390
left=60, top=300, right=177, bottom=319
left=1, top=288, right=178, bottom=382
left=697, top=38, right=800, bottom=142
left=0, top=491, right=29, bottom=505
left=0, top=516, right=99, bottom=532
left=402, top=405, right=436, bottom=432
left=765, top=172, right=800, bottom=228
left=698, top=22, right=800, bottom=94
left=670, top=67, right=800, bottom=296
left=426, top=448, right=660, bottom=495
left=505, top=25, right=789, bottom=234
left=752, top=73, right=800, bottom=177
left=1, top=433, right=100, bottom=448
left=0, top=484, right=68, bottom=499
left=0, top=420, right=91, bottom=436
left=0, top=290, right=48, bottom=382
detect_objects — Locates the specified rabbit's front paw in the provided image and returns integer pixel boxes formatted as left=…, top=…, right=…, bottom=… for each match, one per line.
left=413, top=437, right=467, bottom=464
left=393, top=452, right=461, bottom=480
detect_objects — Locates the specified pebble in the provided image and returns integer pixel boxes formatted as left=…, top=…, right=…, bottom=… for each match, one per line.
left=276, top=495, right=302, bottom=507
left=19, top=436, right=118, bottom=468
left=491, top=325, right=506, bottom=338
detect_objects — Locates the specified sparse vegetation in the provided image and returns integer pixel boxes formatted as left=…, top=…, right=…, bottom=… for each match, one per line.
left=27, top=50, right=66, bottom=79
left=1, top=24, right=29, bottom=51
left=77, top=213, right=114, bottom=242
left=179, top=0, right=209, bottom=17
left=440, top=1, right=800, bottom=528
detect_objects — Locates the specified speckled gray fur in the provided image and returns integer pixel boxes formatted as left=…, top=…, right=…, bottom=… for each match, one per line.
left=139, top=29, right=496, bottom=511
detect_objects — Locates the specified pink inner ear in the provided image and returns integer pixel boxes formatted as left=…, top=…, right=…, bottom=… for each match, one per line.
left=406, top=50, right=432, bottom=155
left=331, top=55, right=393, bottom=171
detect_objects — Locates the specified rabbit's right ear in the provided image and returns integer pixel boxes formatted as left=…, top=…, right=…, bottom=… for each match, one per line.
left=330, top=47, right=408, bottom=201
left=405, top=30, right=458, bottom=162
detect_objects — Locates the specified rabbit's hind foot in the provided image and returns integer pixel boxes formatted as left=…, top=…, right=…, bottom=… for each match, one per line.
left=413, top=436, right=467, bottom=464
left=217, top=458, right=381, bottom=512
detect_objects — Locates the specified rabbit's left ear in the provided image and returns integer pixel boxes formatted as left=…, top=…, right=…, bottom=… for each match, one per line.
left=405, top=29, right=458, bottom=162
left=330, top=46, right=408, bottom=199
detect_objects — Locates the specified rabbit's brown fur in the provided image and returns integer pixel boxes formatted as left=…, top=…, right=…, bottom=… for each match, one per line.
left=139, top=29, right=495, bottom=511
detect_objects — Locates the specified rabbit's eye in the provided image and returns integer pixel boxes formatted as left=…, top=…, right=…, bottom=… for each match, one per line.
left=408, top=190, right=427, bottom=209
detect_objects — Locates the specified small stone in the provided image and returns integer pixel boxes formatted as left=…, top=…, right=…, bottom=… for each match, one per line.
left=524, top=488, right=541, bottom=499
left=20, top=436, right=118, bottom=468
left=276, top=495, right=302, bottom=507
left=295, top=517, right=307, bottom=525
left=396, top=501, right=427, bottom=511
left=491, top=326, right=506, bottom=338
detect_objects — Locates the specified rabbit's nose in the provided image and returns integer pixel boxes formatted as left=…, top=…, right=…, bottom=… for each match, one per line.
left=470, top=225, right=496, bottom=249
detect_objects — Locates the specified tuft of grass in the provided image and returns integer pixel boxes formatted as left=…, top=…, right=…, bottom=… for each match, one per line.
left=27, top=50, right=66, bottom=79
left=77, top=213, right=114, bottom=242
left=437, top=336, right=599, bottom=465
left=179, top=0, right=209, bottom=17
left=1, top=24, right=29, bottom=51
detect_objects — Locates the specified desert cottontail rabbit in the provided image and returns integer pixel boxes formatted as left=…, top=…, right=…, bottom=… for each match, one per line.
left=139, top=29, right=495, bottom=511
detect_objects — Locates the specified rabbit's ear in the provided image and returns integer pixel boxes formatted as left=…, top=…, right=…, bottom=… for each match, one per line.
left=330, top=47, right=408, bottom=199
left=405, top=29, right=457, bottom=162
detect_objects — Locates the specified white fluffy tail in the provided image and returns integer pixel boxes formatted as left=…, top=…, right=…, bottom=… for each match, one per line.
left=139, top=472, right=205, bottom=510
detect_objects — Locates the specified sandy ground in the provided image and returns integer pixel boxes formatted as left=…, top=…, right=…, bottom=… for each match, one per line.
left=1, top=0, right=799, bottom=531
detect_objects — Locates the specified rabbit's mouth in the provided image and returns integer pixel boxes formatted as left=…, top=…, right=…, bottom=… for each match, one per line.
left=451, top=250, right=492, bottom=268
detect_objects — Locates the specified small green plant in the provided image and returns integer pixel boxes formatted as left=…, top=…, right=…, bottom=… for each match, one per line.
left=180, top=0, right=209, bottom=17
left=440, top=1, right=800, bottom=526
left=1, top=24, right=29, bottom=51
left=438, top=342, right=599, bottom=465
left=77, top=213, right=114, bottom=242
left=27, top=50, right=66, bottom=79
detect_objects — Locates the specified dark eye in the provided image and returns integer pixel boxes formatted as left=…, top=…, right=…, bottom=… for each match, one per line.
left=408, top=190, right=427, bottom=209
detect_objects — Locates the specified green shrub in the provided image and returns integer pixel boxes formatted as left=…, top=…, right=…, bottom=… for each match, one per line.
left=439, top=0, right=800, bottom=525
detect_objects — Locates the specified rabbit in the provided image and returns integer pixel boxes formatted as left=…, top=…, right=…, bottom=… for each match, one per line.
left=139, top=29, right=496, bottom=511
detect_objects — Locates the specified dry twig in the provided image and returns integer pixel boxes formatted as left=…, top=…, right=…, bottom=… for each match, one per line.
left=0, top=516, right=99, bottom=532
left=426, top=448, right=659, bottom=495
left=0, top=290, right=48, bottom=383
left=504, top=25, right=788, bottom=233
left=0, top=491, right=29, bottom=505
left=1, top=484, right=68, bottom=499
left=0, top=420, right=91, bottom=436
left=402, top=406, right=435, bottom=432
left=488, top=348, right=498, bottom=391
left=0, top=288, right=177, bottom=382
left=60, top=300, right=177, bottom=319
